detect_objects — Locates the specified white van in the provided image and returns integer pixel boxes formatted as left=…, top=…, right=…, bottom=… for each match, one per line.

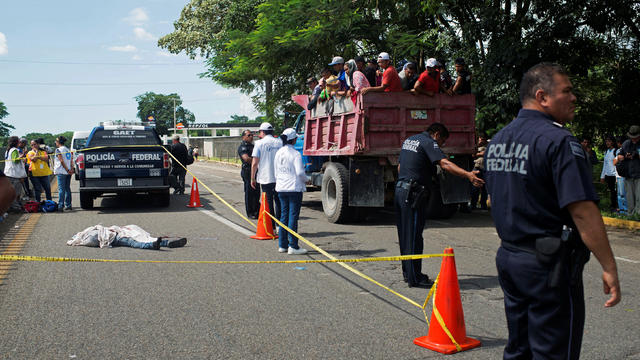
left=71, top=131, right=91, bottom=179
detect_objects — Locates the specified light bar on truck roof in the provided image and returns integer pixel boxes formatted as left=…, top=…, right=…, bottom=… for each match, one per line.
left=103, top=125, right=145, bottom=130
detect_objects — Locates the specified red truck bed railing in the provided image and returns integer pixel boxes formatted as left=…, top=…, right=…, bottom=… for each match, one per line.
left=293, top=92, right=476, bottom=158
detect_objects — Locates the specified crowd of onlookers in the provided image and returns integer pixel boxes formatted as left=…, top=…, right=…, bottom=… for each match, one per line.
left=306, top=53, right=472, bottom=112
left=2, top=135, right=74, bottom=214
left=469, top=126, right=640, bottom=217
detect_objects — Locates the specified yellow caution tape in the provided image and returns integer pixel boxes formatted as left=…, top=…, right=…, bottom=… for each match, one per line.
left=0, top=253, right=450, bottom=264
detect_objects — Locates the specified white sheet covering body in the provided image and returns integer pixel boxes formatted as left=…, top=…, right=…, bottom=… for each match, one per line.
left=67, top=225, right=158, bottom=248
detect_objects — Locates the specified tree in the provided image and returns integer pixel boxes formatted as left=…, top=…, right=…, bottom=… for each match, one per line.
left=0, top=101, right=15, bottom=137
left=134, top=92, right=195, bottom=136
left=161, top=0, right=639, bottom=142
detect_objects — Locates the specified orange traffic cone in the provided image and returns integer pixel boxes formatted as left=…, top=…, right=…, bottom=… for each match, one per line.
left=186, top=178, right=203, bottom=208
left=414, top=248, right=481, bottom=354
left=251, top=192, right=278, bottom=240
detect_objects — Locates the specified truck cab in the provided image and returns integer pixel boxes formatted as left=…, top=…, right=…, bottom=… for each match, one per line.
left=77, top=124, right=170, bottom=209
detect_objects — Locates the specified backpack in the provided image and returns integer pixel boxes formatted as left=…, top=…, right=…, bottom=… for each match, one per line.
left=24, top=201, right=40, bottom=213
left=40, top=200, right=58, bottom=213
left=186, top=154, right=194, bottom=165
left=616, top=160, right=630, bottom=178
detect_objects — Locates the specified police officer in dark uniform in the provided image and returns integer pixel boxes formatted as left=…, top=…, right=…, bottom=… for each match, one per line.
left=485, top=63, right=621, bottom=359
left=170, top=135, right=189, bottom=194
left=238, top=129, right=260, bottom=219
left=396, top=123, right=484, bottom=287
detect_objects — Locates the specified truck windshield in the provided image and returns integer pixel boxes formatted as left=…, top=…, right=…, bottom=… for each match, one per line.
left=72, top=138, right=87, bottom=150
left=88, top=129, right=159, bottom=146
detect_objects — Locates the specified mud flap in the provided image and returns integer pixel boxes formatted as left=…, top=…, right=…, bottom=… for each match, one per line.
left=348, top=158, right=384, bottom=207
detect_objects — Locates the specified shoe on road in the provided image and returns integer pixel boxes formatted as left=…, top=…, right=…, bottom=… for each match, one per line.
left=288, top=247, right=308, bottom=255
left=159, top=237, right=187, bottom=248
left=278, top=247, right=287, bottom=253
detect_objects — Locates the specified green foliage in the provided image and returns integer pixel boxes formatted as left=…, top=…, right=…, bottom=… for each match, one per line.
left=161, top=0, right=639, bottom=145
left=0, top=101, right=15, bottom=137
left=23, top=131, right=74, bottom=147
left=134, top=92, right=195, bottom=136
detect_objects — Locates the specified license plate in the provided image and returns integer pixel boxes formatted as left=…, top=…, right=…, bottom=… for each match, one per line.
left=117, top=178, right=133, bottom=186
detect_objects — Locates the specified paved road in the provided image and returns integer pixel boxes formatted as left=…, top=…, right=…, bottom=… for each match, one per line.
left=0, top=161, right=638, bottom=359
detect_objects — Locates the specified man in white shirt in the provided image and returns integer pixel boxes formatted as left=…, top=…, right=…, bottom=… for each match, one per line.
left=251, top=122, right=283, bottom=228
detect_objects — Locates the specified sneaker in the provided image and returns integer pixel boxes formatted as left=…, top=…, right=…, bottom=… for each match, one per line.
left=166, top=237, right=187, bottom=248
left=288, top=247, right=308, bottom=255
left=65, top=207, right=72, bottom=211
left=278, top=247, right=287, bottom=253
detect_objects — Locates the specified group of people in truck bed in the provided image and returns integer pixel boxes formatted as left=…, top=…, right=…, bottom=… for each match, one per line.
left=306, top=52, right=472, bottom=111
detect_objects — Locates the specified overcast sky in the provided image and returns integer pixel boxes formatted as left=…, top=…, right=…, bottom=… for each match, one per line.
left=0, top=1, right=261, bottom=137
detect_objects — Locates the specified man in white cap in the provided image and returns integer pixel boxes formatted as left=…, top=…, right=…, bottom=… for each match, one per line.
left=251, top=122, right=283, bottom=227
left=274, top=128, right=309, bottom=254
left=328, top=56, right=346, bottom=91
left=414, top=58, right=446, bottom=96
left=361, top=52, right=403, bottom=94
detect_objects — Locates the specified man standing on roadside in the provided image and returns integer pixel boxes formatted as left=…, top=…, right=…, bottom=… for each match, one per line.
left=618, top=125, right=640, bottom=215
left=170, top=135, right=189, bottom=195
left=238, top=130, right=260, bottom=219
left=251, top=123, right=283, bottom=228
left=485, top=62, right=620, bottom=359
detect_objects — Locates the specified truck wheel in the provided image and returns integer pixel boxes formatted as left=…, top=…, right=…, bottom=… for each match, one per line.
left=426, top=186, right=457, bottom=219
left=80, top=192, right=94, bottom=210
left=322, top=162, right=350, bottom=223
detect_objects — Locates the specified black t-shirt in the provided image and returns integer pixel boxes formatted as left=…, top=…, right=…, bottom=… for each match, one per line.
left=398, top=132, right=446, bottom=186
left=170, top=142, right=189, bottom=166
left=455, top=70, right=472, bottom=94
left=621, top=139, right=640, bottom=179
left=485, top=109, right=598, bottom=243
left=237, top=141, right=254, bottom=169
left=364, top=67, right=377, bottom=89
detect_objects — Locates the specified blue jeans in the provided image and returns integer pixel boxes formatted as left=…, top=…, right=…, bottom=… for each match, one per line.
left=56, top=174, right=72, bottom=208
left=278, top=192, right=303, bottom=250
left=111, top=235, right=157, bottom=249
left=31, top=175, right=52, bottom=202
left=617, top=178, right=627, bottom=212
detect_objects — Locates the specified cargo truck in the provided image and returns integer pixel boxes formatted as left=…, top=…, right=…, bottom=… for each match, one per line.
left=291, top=92, right=476, bottom=223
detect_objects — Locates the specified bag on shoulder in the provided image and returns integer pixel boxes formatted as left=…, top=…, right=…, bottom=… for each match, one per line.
left=616, top=159, right=630, bottom=178
left=186, top=154, right=194, bottom=165
left=40, top=200, right=58, bottom=213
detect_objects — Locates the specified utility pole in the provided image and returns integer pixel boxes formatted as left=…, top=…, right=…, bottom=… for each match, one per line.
left=173, top=98, right=176, bottom=135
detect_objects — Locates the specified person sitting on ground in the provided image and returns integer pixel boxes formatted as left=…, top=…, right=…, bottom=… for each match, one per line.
left=361, top=52, right=403, bottom=94
left=328, top=56, right=347, bottom=91
left=413, top=58, right=446, bottom=96
left=67, top=224, right=187, bottom=249
left=452, top=57, right=472, bottom=95
left=401, top=62, right=419, bottom=91
left=306, top=76, right=323, bottom=110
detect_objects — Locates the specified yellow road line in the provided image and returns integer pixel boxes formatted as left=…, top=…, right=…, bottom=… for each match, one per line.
left=0, top=214, right=41, bottom=285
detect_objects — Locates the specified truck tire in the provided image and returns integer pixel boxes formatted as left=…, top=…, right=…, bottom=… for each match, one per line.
left=322, top=162, right=350, bottom=223
left=426, top=186, right=457, bottom=219
left=80, top=192, right=94, bottom=210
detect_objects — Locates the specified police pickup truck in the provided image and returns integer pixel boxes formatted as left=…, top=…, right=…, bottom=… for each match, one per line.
left=77, top=124, right=170, bottom=209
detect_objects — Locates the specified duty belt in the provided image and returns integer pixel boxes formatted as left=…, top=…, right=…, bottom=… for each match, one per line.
left=501, top=240, right=536, bottom=254
left=396, top=180, right=412, bottom=191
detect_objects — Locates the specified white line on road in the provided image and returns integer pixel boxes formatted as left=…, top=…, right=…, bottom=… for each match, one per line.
left=198, top=208, right=254, bottom=237
left=615, top=256, right=640, bottom=264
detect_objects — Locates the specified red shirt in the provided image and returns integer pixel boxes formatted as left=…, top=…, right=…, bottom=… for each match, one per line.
left=382, top=66, right=403, bottom=92
left=417, top=70, right=440, bottom=93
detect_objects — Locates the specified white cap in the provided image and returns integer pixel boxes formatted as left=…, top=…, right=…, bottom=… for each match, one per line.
left=328, top=56, right=344, bottom=66
left=378, top=52, right=390, bottom=61
left=426, top=58, right=438, bottom=68
left=259, top=122, right=273, bottom=131
left=283, top=128, right=297, bottom=141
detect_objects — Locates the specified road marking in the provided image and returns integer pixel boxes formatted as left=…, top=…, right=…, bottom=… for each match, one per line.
left=198, top=208, right=254, bottom=237
left=0, top=214, right=41, bottom=285
left=616, top=256, right=639, bottom=264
